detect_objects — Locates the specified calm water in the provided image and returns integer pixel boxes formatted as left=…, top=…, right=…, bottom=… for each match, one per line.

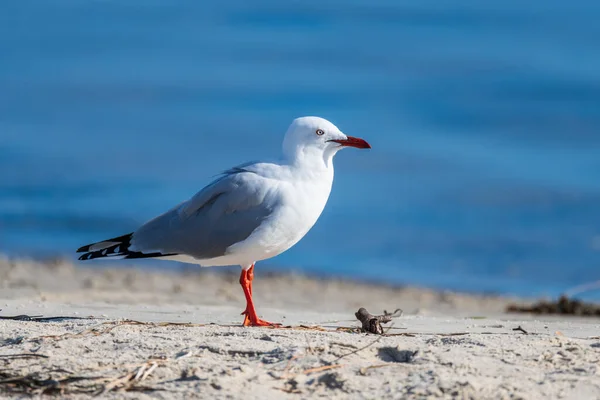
left=1, top=1, right=600, bottom=298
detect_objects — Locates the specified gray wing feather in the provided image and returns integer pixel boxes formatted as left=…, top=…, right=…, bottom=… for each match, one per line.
left=130, top=169, right=276, bottom=259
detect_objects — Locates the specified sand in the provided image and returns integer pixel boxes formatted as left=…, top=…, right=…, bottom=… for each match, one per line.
left=1, top=257, right=599, bottom=399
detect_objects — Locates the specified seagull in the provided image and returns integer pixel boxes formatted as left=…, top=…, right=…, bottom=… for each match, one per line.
left=77, top=116, right=371, bottom=326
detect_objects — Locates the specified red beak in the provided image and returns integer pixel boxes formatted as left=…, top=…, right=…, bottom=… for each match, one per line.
left=329, top=136, right=371, bottom=149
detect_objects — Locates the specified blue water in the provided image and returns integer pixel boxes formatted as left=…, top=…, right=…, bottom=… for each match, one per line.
left=1, top=1, right=600, bottom=299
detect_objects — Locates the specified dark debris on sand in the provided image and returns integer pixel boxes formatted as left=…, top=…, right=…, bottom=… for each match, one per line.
left=507, top=295, right=600, bottom=317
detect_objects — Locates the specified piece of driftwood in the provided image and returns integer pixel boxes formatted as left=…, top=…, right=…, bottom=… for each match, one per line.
left=354, top=308, right=402, bottom=334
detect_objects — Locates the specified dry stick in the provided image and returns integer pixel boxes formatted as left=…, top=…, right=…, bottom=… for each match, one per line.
left=330, top=318, right=398, bottom=365
left=0, top=314, right=94, bottom=322
left=141, top=364, right=158, bottom=381
left=133, top=364, right=148, bottom=381
left=101, top=373, right=133, bottom=394
left=302, top=365, right=343, bottom=375
left=269, top=325, right=328, bottom=332
left=275, top=386, right=302, bottom=394
left=97, top=359, right=166, bottom=395
left=298, top=325, right=328, bottom=332
left=331, top=334, right=385, bottom=364
left=330, top=342, right=359, bottom=350
left=384, top=309, right=404, bottom=317
left=101, top=368, right=141, bottom=393
left=0, top=354, right=49, bottom=359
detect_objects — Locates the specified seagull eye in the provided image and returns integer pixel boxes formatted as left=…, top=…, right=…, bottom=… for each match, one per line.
left=315, top=129, right=325, bottom=136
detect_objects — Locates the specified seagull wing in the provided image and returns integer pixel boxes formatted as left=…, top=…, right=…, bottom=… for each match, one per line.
left=78, top=168, right=278, bottom=261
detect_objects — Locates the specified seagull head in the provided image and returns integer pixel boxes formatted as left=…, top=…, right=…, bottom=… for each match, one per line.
left=282, top=116, right=371, bottom=165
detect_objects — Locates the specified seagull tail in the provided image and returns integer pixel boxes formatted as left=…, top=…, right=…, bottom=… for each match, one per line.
left=77, top=233, right=176, bottom=261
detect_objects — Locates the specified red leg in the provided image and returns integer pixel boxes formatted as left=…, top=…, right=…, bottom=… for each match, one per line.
left=239, top=264, right=279, bottom=327
left=247, top=265, right=254, bottom=297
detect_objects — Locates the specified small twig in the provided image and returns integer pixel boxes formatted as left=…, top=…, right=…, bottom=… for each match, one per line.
left=97, top=359, right=164, bottom=394
left=359, top=364, right=395, bottom=375
left=133, top=364, right=148, bottom=381
left=512, top=326, right=528, bottom=335
left=275, top=386, right=302, bottom=394
left=330, top=342, right=359, bottom=350
left=383, top=309, right=403, bottom=318
left=332, top=335, right=384, bottom=364
left=154, top=322, right=206, bottom=328
left=302, top=364, right=342, bottom=375
left=438, top=332, right=470, bottom=337
left=140, top=363, right=158, bottom=381
left=297, top=325, right=327, bottom=332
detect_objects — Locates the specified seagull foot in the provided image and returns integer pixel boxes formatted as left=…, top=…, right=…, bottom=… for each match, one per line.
left=241, top=312, right=281, bottom=327
left=239, top=265, right=281, bottom=327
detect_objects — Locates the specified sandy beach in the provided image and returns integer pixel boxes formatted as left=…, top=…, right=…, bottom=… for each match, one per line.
left=1, top=257, right=599, bottom=399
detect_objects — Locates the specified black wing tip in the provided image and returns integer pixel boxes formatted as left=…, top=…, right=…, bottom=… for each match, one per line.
left=77, top=232, right=177, bottom=261
left=76, top=233, right=134, bottom=254
left=78, top=250, right=177, bottom=261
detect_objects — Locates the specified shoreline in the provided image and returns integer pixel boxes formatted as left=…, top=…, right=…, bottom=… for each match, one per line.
left=3, top=251, right=589, bottom=302
left=0, top=256, right=521, bottom=318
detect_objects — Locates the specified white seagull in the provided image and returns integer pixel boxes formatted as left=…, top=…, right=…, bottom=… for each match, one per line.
left=77, top=117, right=371, bottom=326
